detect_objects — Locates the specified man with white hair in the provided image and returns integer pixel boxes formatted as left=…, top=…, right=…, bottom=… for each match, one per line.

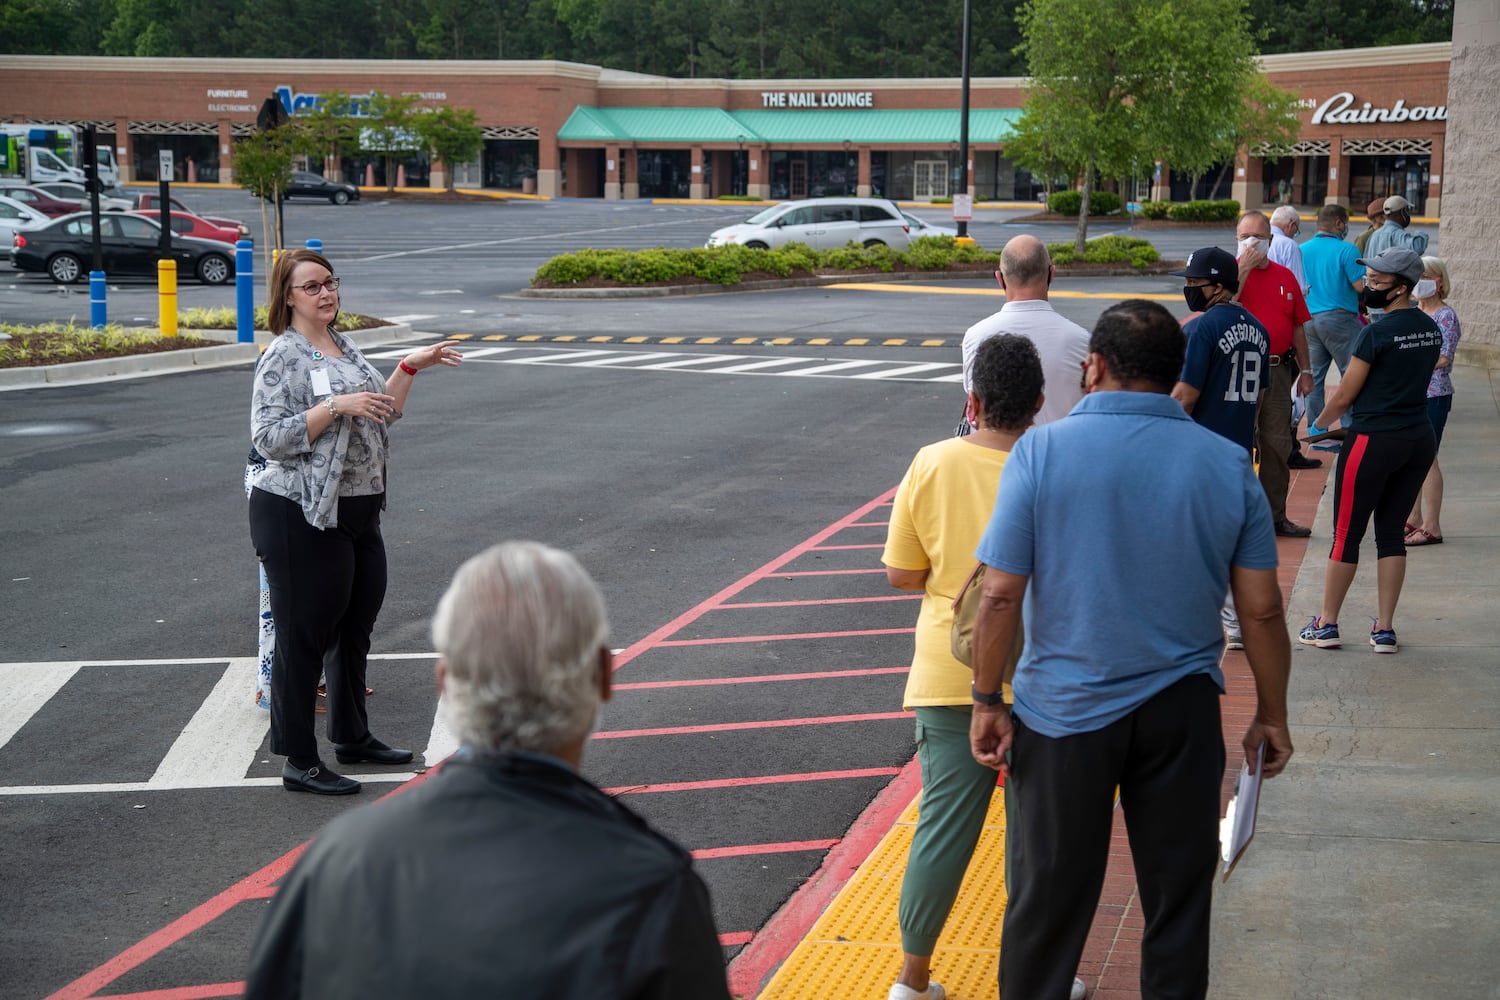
left=1268, top=205, right=1308, bottom=294
left=246, top=541, right=732, bottom=1000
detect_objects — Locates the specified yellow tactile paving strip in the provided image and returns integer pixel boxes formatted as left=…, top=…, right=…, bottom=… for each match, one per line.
left=757, top=788, right=1008, bottom=999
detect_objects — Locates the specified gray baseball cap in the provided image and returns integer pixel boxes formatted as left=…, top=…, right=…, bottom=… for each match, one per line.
left=1357, top=247, right=1424, bottom=285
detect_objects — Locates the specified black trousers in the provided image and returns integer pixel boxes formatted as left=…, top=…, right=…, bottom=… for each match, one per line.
left=1000, top=674, right=1225, bottom=1000
left=249, top=488, right=387, bottom=760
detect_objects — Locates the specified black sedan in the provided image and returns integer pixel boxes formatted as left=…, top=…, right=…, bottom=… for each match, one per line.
left=282, top=170, right=361, bottom=205
left=10, top=212, right=235, bottom=284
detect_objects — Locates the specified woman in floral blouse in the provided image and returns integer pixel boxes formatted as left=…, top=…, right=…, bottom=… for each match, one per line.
left=249, top=249, right=461, bottom=795
left=1404, top=255, right=1461, bottom=547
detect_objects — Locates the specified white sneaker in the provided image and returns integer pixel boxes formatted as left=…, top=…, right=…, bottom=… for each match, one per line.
left=888, top=982, right=946, bottom=1000
left=1072, top=977, right=1088, bottom=1000
left=1224, top=628, right=1244, bottom=651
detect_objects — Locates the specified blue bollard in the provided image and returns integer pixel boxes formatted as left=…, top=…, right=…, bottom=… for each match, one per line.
left=305, top=239, right=322, bottom=253
left=235, top=239, right=255, bottom=344
left=89, top=271, right=107, bottom=329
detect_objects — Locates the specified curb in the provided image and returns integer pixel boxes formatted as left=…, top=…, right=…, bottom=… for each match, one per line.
left=520, top=266, right=1180, bottom=299
left=0, top=324, right=415, bottom=392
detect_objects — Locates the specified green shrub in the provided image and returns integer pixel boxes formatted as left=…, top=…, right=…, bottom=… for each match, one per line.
left=716, top=194, right=762, bottom=201
left=1047, top=190, right=1122, bottom=216
left=1141, top=200, right=1172, bottom=220
left=1166, top=198, right=1241, bottom=222
left=1089, top=191, right=1122, bottom=215
left=1045, top=235, right=1158, bottom=270
left=1048, top=190, right=1082, bottom=215
left=929, top=196, right=953, bottom=204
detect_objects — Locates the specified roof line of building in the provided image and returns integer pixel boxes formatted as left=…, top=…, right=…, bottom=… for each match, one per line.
left=0, top=41, right=1452, bottom=84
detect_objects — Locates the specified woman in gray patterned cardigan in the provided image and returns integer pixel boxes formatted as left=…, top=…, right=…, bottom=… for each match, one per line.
left=248, top=248, right=462, bottom=796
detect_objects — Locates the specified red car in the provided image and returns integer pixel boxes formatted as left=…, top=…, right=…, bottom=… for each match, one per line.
left=131, top=209, right=245, bottom=245
left=0, top=184, right=81, bottom=218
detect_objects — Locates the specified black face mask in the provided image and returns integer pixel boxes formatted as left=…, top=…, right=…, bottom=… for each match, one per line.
left=1183, top=284, right=1214, bottom=313
left=1362, top=284, right=1397, bottom=309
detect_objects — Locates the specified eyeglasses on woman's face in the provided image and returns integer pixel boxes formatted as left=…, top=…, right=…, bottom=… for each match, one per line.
left=296, top=277, right=340, bottom=296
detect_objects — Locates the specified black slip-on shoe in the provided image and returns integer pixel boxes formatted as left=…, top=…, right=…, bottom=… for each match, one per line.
left=283, top=761, right=362, bottom=795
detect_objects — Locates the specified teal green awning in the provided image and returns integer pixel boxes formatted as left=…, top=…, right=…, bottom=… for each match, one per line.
left=557, top=106, right=1021, bottom=145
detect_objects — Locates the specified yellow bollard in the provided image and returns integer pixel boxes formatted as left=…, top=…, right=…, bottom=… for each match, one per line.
left=158, top=259, right=178, bottom=337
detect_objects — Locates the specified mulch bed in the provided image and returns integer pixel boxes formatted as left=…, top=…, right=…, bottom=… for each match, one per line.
left=0, top=332, right=217, bottom=369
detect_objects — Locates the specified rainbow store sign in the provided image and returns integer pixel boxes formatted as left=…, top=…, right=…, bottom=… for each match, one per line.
left=1310, top=92, right=1448, bottom=125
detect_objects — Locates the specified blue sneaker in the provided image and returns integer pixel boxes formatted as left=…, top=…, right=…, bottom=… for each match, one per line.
left=1370, top=619, right=1398, bottom=653
left=1298, top=616, right=1341, bottom=648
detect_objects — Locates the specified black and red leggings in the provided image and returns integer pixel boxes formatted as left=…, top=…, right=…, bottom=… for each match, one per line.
left=1329, top=426, right=1437, bottom=564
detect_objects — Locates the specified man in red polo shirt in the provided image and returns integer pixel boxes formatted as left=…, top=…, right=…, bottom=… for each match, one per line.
left=1235, top=211, right=1314, bottom=537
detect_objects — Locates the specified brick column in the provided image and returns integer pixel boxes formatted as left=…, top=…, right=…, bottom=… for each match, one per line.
left=1326, top=138, right=1348, bottom=207
left=689, top=146, right=705, bottom=199
left=117, top=118, right=135, bottom=183
left=605, top=143, right=621, bottom=200
left=1426, top=135, right=1445, bottom=217
left=857, top=148, right=871, bottom=197
left=217, top=121, right=234, bottom=185
left=623, top=148, right=639, bottom=200
left=1230, top=147, right=1262, bottom=211
left=748, top=146, right=769, bottom=200
left=1440, top=0, right=1500, bottom=362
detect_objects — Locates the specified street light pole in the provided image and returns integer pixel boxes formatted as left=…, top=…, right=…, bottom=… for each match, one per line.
left=957, top=0, right=972, bottom=241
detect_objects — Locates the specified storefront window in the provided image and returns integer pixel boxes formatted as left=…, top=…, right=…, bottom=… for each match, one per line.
left=1261, top=157, right=1328, bottom=207
left=482, top=139, right=538, bottom=190
left=637, top=150, right=691, bottom=198
left=133, top=135, right=219, bottom=183
left=341, top=151, right=430, bottom=188
left=1347, top=155, right=1429, bottom=214
left=1170, top=164, right=1234, bottom=202
left=767, top=151, right=858, bottom=200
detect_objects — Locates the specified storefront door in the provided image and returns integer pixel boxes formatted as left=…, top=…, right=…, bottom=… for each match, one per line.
left=914, top=160, right=948, bottom=200
left=789, top=160, right=808, bottom=199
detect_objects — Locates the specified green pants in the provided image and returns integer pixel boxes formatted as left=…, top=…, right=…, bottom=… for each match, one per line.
left=898, top=705, right=1002, bottom=955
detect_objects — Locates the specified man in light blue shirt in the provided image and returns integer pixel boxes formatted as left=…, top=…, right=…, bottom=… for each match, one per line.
left=1301, top=204, right=1367, bottom=435
left=967, top=300, right=1294, bottom=1000
left=1363, top=194, right=1429, bottom=257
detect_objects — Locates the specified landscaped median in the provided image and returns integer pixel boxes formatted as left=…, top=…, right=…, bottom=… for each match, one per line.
left=0, top=310, right=409, bottom=389
left=524, top=235, right=1175, bottom=297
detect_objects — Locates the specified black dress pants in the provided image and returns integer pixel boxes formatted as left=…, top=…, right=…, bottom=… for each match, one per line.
left=1000, top=674, right=1225, bottom=1000
left=249, top=488, right=387, bottom=760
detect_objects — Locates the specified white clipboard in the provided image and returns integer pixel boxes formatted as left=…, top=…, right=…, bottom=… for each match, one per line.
left=1221, top=741, right=1265, bottom=881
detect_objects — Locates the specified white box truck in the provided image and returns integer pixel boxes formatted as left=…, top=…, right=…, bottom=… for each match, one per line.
left=0, top=125, right=87, bottom=184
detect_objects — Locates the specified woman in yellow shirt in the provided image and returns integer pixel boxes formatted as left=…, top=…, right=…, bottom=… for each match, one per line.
left=881, top=334, right=1045, bottom=1000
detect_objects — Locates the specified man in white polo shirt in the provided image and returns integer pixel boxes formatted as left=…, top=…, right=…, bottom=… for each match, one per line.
left=960, top=234, right=1090, bottom=428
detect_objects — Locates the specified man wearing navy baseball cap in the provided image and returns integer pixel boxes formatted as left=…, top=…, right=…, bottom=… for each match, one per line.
left=1170, top=247, right=1272, bottom=650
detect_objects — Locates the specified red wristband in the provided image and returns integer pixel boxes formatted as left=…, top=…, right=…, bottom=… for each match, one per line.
left=399, top=361, right=419, bottom=377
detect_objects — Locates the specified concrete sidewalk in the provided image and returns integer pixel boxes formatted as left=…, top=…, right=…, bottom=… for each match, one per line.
left=1210, top=360, right=1500, bottom=999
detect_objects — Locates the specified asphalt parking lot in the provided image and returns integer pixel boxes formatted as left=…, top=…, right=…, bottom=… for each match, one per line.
left=0, top=194, right=1444, bottom=999
left=2, top=190, right=1436, bottom=338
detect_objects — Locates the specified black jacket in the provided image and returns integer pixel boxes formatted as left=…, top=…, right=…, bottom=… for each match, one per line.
left=246, top=751, right=731, bottom=999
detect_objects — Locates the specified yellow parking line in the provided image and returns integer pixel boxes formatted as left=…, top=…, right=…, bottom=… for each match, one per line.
left=517, top=335, right=542, bottom=342
left=589, top=335, right=616, bottom=342
left=696, top=337, right=722, bottom=344
left=807, top=338, right=833, bottom=346
left=624, top=336, right=649, bottom=343
left=883, top=339, right=909, bottom=346
left=554, top=335, right=578, bottom=342
left=661, top=336, right=686, bottom=344
left=769, top=337, right=795, bottom=346
left=732, top=337, right=758, bottom=345
left=448, top=333, right=473, bottom=340
left=845, top=338, right=870, bottom=346
left=920, top=339, right=948, bottom=347
left=481, top=334, right=506, bottom=341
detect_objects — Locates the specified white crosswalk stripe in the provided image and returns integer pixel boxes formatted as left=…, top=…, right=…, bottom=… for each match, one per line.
left=0, top=654, right=443, bottom=796
left=365, top=345, right=963, bottom=383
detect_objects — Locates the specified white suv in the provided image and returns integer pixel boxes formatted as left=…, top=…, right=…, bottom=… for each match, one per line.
left=706, top=198, right=911, bottom=251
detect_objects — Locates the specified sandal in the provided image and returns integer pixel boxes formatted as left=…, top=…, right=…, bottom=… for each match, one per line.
left=1405, top=528, right=1443, bottom=546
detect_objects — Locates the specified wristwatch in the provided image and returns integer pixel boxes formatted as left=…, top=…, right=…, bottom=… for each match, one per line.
left=971, top=683, right=1006, bottom=706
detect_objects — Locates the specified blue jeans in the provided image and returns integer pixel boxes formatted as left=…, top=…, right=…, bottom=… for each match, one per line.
left=1305, top=309, right=1362, bottom=428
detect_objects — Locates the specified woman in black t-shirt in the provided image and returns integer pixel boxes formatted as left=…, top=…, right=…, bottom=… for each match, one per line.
left=1297, top=248, right=1442, bottom=655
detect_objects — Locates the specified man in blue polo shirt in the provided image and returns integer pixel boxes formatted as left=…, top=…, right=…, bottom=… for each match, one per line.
left=1300, top=204, right=1366, bottom=439
left=968, top=300, right=1293, bottom=1000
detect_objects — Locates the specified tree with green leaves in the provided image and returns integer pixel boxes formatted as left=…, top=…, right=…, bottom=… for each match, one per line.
left=232, top=127, right=296, bottom=277
left=361, top=91, right=422, bottom=191
left=416, top=106, right=484, bottom=190
left=1010, top=0, right=1289, bottom=253
left=293, top=90, right=365, bottom=178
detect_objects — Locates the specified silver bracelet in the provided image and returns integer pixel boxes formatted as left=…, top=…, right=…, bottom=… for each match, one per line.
left=324, top=397, right=338, bottom=418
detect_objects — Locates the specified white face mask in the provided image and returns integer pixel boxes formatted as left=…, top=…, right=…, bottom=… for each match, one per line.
left=1413, top=278, right=1438, bottom=300
left=1237, top=236, right=1267, bottom=257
